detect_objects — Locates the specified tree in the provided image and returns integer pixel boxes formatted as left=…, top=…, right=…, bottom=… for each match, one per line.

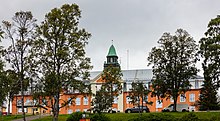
left=4, top=70, right=20, bottom=115
left=0, top=27, right=6, bottom=106
left=148, top=29, right=198, bottom=111
left=199, top=15, right=220, bottom=110
left=30, top=4, right=92, bottom=121
left=92, top=65, right=122, bottom=112
left=2, top=11, right=36, bottom=121
left=129, top=81, right=152, bottom=113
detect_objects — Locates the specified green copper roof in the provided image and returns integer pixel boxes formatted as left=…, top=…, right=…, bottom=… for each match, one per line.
left=107, top=45, right=117, bottom=56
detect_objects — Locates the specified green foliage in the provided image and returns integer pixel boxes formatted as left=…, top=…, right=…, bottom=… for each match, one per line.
left=30, top=4, right=92, bottom=121
left=199, top=15, right=220, bottom=110
left=90, top=113, right=111, bottom=121
left=92, top=65, right=122, bottom=112
left=1, top=11, right=37, bottom=120
left=66, top=112, right=84, bottom=121
left=179, top=113, right=199, bottom=121
left=148, top=29, right=198, bottom=111
left=129, top=81, right=152, bottom=107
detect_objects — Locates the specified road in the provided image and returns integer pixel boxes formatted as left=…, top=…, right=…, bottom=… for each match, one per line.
left=11, top=114, right=50, bottom=121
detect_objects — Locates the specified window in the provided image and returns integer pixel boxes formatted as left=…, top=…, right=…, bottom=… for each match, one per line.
left=96, top=85, right=101, bottom=91
left=127, top=84, right=132, bottom=91
left=144, top=96, right=148, bottom=103
left=76, top=109, right=80, bottom=112
left=126, top=96, right=131, bottom=104
left=83, top=109, right=87, bottom=112
left=67, top=109, right=73, bottom=114
left=83, top=97, right=88, bottom=105
left=156, top=100, right=163, bottom=108
left=195, top=80, right=199, bottom=89
left=170, top=96, right=174, bottom=102
left=180, top=94, right=186, bottom=102
left=68, top=98, right=72, bottom=106
left=189, top=94, right=195, bottom=102
left=113, top=96, right=118, bottom=104
left=76, top=97, right=81, bottom=105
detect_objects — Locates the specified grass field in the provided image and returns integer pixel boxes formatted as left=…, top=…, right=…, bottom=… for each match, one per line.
left=3, top=112, right=220, bottom=121
left=0, top=114, right=29, bottom=121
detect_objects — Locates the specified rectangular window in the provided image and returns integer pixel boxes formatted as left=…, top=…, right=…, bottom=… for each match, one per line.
left=96, top=85, right=101, bottom=91
left=83, top=97, right=88, bottom=105
left=126, top=96, right=131, bottom=104
left=76, top=109, right=80, bottom=112
left=180, top=94, right=186, bottom=102
left=156, top=100, right=163, bottom=108
left=189, top=94, right=195, bottom=102
left=113, top=96, right=118, bottom=104
left=76, top=97, right=81, bottom=105
left=68, top=98, right=72, bottom=106
left=170, top=96, right=174, bottom=102
left=67, top=109, right=73, bottom=114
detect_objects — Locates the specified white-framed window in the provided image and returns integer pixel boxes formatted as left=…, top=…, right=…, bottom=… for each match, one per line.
left=180, top=94, right=186, bottom=102
left=83, top=97, right=88, bottom=105
left=144, top=96, right=148, bottom=103
left=76, top=97, right=81, bottom=105
left=96, top=85, right=101, bottom=91
left=68, top=98, right=72, bottom=106
left=76, top=109, right=80, bottom=112
left=156, top=100, right=163, bottom=108
left=67, top=109, right=73, bottom=114
left=113, top=96, right=118, bottom=104
left=127, top=84, right=132, bottom=91
left=83, top=109, right=87, bottom=112
left=189, top=93, right=195, bottom=102
left=170, top=96, right=174, bottom=102
left=126, top=96, right=130, bottom=104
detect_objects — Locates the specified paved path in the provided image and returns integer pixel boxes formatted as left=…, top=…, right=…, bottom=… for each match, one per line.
left=12, top=114, right=50, bottom=121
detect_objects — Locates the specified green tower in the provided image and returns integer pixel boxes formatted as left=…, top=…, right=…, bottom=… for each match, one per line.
left=104, top=44, right=120, bottom=68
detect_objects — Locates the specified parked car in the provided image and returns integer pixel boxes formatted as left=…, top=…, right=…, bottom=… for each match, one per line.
left=162, top=104, right=189, bottom=112
left=125, top=106, right=150, bottom=113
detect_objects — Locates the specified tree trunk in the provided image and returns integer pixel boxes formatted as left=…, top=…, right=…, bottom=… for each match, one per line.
left=7, top=99, right=10, bottom=115
left=21, top=78, right=26, bottom=121
left=173, top=97, right=177, bottom=112
left=53, top=94, right=59, bottom=121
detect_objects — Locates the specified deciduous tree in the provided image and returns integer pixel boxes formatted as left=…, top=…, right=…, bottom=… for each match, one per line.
left=2, top=11, right=37, bottom=121
left=129, top=81, right=152, bottom=113
left=30, top=4, right=92, bottom=121
left=199, top=15, right=220, bottom=110
left=148, top=29, right=198, bottom=111
left=92, top=65, right=122, bottom=112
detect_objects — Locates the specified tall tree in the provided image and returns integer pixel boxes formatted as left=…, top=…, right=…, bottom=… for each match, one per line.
left=148, top=29, right=198, bottom=111
left=0, top=27, right=6, bottom=106
left=129, top=81, right=152, bottom=113
left=2, top=11, right=36, bottom=121
left=30, top=4, right=92, bottom=121
left=199, top=15, right=220, bottom=110
left=93, top=65, right=122, bottom=112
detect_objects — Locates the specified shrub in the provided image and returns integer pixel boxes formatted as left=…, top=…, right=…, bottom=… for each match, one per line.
left=128, top=113, right=176, bottom=121
left=66, top=112, right=84, bottom=121
left=179, top=113, right=199, bottom=121
left=90, top=113, right=111, bottom=121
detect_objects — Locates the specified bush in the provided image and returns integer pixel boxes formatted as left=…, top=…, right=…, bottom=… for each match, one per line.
left=128, top=113, right=176, bottom=121
left=179, top=113, right=199, bottom=121
left=66, top=112, right=84, bottom=121
left=90, top=113, right=111, bottom=121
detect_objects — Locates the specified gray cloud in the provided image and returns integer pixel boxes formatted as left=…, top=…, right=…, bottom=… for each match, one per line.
left=0, top=0, right=220, bottom=75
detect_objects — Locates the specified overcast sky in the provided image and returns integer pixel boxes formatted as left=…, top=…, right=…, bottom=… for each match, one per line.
left=0, top=0, right=220, bottom=75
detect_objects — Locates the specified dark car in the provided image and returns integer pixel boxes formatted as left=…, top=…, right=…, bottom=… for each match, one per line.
left=125, top=106, right=150, bottom=113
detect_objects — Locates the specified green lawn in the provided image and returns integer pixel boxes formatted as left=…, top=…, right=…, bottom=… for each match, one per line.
left=0, top=115, right=27, bottom=121
left=28, top=112, right=220, bottom=121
